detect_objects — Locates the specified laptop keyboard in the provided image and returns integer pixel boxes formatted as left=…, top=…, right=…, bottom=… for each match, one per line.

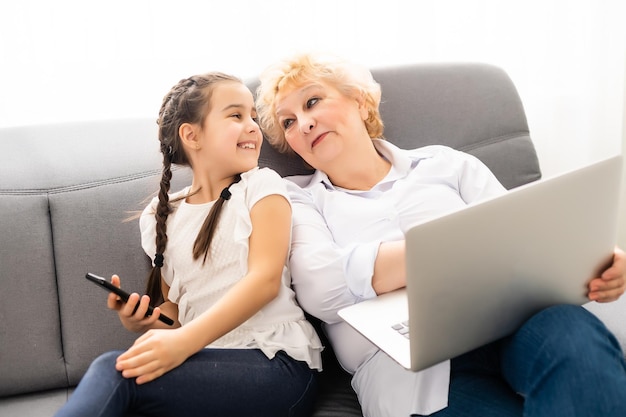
left=391, top=320, right=410, bottom=339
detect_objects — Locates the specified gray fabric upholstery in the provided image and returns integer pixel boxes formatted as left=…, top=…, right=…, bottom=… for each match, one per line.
left=0, top=195, right=65, bottom=395
left=372, top=63, right=541, bottom=190
left=1, top=63, right=622, bottom=417
left=0, top=390, right=69, bottom=416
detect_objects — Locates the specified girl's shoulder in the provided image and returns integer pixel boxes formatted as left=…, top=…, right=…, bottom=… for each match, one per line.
left=240, top=167, right=286, bottom=190
left=241, top=166, right=282, bottom=181
left=238, top=167, right=289, bottom=206
left=142, top=186, right=191, bottom=215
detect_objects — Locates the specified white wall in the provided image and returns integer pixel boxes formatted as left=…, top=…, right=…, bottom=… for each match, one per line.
left=1, top=0, right=624, bottom=180
left=617, top=61, right=626, bottom=248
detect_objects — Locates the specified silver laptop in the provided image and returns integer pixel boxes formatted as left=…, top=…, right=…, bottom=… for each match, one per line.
left=338, top=155, right=623, bottom=372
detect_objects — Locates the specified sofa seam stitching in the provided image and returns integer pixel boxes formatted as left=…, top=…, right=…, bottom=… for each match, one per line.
left=457, top=131, right=530, bottom=153
left=48, top=192, right=72, bottom=388
left=0, top=169, right=163, bottom=196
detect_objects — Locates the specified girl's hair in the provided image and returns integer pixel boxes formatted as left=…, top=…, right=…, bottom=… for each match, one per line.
left=255, top=53, right=384, bottom=154
left=146, top=72, right=242, bottom=304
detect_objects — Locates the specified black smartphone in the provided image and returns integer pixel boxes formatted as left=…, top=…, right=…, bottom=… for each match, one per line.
left=85, top=273, right=174, bottom=326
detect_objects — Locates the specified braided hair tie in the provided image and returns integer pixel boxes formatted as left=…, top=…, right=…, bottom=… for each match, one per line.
left=220, top=174, right=242, bottom=201
left=154, top=253, right=164, bottom=268
left=220, top=187, right=232, bottom=200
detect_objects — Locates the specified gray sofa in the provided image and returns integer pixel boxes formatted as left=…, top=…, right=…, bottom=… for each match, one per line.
left=1, top=63, right=625, bottom=417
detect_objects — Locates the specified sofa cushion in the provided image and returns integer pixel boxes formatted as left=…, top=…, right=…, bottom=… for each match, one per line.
left=0, top=389, right=69, bottom=416
left=0, top=195, right=67, bottom=396
left=50, top=178, right=161, bottom=384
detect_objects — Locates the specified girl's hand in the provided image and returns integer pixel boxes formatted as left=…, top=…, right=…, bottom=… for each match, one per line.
left=588, top=247, right=626, bottom=303
left=107, top=275, right=161, bottom=332
left=115, top=328, right=193, bottom=384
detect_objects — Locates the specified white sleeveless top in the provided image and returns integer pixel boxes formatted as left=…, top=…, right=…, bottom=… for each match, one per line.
left=140, top=167, right=322, bottom=370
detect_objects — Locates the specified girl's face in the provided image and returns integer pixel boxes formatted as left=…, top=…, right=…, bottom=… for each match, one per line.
left=195, top=82, right=262, bottom=176
left=275, top=81, right=369, bottom=170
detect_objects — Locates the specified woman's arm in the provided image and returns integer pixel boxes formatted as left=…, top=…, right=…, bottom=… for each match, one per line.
left=372, top=240, right=406, bottom=295
left=291, top=148, right=508, bottom=322
left=288, top=183, right=384, bottom=323
left=115, top=194, right=290, bottom=384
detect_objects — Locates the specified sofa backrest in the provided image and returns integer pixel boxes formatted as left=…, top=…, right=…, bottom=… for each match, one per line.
left=0, top=63, right=540, bottom=398
left=0, top=120, right=191, bottom=396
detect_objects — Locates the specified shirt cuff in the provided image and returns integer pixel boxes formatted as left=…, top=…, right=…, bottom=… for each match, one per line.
left=345, top=241, right=381, bottom=300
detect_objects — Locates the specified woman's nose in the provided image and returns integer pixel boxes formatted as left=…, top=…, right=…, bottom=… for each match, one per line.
left=301, top=117, right=315, bottom=134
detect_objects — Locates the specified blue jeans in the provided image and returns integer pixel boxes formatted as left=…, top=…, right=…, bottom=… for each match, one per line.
left=54, top=349, right=317, bottom=417
left=417, top=304, right=626, bottom=416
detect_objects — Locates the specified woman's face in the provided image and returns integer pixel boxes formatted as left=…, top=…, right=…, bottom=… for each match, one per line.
left=275, top=81, right=369, bottom=170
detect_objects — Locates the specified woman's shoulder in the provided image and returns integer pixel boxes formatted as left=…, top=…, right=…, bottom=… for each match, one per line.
left=375, top=139, right=465, bottom=161
left=406, top=144, right=461, bottom=157
left=402, top=143, right=481, bottom=166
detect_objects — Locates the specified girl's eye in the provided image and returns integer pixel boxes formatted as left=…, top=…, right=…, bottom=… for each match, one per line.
left=282, top=119, right=294, bottom=130
left=306, top=97, right=319, bottom=108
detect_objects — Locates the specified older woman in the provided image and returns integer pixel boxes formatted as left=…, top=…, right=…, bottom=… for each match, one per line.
left=255, top=53, right=626, bottom=417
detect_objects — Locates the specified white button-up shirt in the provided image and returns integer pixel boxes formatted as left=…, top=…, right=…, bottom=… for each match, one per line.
left=286, top=139, right=506, bottom=414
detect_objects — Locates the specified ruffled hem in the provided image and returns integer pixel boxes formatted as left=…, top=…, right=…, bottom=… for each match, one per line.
left=208, top=319, right=324, bottom=371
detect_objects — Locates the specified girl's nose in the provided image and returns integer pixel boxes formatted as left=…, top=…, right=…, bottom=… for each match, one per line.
left=248, top=117, right=260, bottom=133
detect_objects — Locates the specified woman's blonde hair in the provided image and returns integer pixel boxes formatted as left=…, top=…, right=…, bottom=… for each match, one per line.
left=256, top=53, right=384, bottom=154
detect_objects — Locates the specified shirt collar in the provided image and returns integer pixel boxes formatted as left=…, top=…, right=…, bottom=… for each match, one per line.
left=310, top=139, right=416, bottom=191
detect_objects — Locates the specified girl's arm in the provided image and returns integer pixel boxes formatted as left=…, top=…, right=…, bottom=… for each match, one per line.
left=173, top=193, right=289, bottom=351
left=115, top=193, right=290, bottom=384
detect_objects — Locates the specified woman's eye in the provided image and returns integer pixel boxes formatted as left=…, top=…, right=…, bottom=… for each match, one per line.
left=306, top=97, right=319, bottom=108
left=282, top=119, right=293, bottom=130
left=231, top=113, right=242, bottom=119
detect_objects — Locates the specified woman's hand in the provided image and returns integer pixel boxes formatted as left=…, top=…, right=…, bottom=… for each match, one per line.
left=588, top=247, right=626, bottom=303
left=107, top=275, right=161, bottom=332
left=115, top=328, right=193, bottom=384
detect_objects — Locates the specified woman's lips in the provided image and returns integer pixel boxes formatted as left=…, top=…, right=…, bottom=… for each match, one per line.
left=311, top=132, right=328, bottom=149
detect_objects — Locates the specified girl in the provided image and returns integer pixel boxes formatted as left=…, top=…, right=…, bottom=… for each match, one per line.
left=54, top=73, right=322, bottom=417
